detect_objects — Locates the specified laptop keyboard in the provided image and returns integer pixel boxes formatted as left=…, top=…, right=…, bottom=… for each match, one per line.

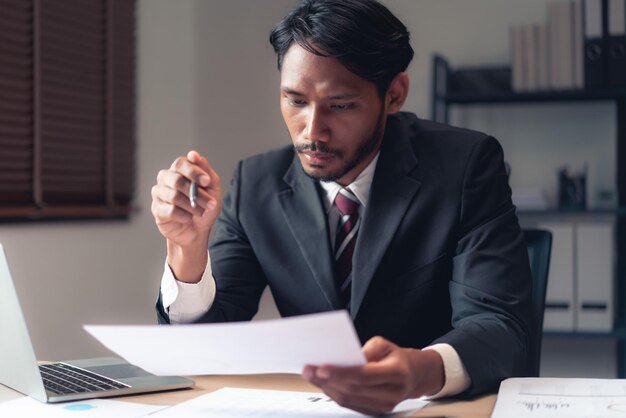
left=39, top=362, right=130, bottom=395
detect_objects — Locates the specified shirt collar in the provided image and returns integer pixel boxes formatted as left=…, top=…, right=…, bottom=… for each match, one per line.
left=318, top=152, right=380, bottom=213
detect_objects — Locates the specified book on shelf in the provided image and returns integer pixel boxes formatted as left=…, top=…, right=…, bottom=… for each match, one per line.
left=574, top=0, right=585, bottom=88
left=537, top=23, right=551, bottom=90
left=525, top=24, right=538, bottom=91
left=510, top=0, right=604, bottom=92
left=510, top=25, right=524, bottom=91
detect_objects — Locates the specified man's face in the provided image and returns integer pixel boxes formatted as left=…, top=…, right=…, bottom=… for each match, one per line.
left=280, top=45, right=387, bottom=186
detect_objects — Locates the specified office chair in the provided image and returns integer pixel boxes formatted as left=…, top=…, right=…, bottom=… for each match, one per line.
left=523, top=229, right=553, bottom=377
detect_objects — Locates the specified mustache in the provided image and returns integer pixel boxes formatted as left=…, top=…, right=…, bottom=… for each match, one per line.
left=293, top=142, right=343, bottom=157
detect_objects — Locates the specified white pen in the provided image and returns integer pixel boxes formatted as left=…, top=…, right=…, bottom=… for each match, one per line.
left=189, top=181, right=198, bottom=208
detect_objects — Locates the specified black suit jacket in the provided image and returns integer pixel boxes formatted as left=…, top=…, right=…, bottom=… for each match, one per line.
left=157, top=112, right=533, bottom=396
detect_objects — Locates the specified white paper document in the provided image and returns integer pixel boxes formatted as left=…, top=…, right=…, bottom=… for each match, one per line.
left=0, top=397, right=166, bottom=418
left=492, top=377, right=626, bottom=418
left=84, top=311, right=365, bottom=376
left=150, top=387, right=429, bottom=418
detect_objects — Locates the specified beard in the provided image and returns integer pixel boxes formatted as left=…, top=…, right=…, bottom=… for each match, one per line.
left=293, top=109, right=386, bottom=183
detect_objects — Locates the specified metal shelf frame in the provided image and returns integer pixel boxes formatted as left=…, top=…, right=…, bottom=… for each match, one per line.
left=431, top=54, right=626, bottom=377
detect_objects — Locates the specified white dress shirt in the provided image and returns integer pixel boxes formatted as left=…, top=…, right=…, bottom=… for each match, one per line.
left=160, top=152, right=470, bottom=397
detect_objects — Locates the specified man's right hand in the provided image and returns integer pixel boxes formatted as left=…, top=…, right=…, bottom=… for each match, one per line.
left=151, top=150, right=222, bottom=283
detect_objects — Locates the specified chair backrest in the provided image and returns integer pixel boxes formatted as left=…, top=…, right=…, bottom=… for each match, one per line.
left=523, top=229, right=553, bottom=377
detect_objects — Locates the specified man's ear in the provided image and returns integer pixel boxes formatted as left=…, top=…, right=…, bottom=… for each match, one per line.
left=385, top=72, right=410, bottom=114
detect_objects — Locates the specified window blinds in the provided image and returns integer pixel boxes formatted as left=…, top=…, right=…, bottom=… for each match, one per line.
left=0, top=0, right=136, bottom=220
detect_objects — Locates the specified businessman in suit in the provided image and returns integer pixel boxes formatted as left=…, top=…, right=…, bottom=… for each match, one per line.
left=151, top=0, right=533, bottom=415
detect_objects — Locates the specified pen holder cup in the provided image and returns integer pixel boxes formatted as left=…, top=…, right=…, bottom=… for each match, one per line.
left=558, top=169, right=586, bottom=211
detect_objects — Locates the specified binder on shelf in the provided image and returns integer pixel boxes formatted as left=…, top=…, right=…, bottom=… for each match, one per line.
left=549, top=2, right=562, bottom=88
left=550, top=1, right=576, bottom=89
left=583, top=0, right=608, bottom=88
left=537, top=23, right=551, bottom=90
left=561, top=0, right=576, bottom=89
left=607, top=0, right=626, bottom=87
left=576, top=222, right=614, bottom=332
left=511, top=25, right=525, bottom=92
left=524, top=24, right=538, bottom=91
left=573, top=0, right=585, bottom=89
left=539, top=222, right=575, bottom=331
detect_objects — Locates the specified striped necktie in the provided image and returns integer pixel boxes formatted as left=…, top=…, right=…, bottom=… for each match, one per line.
left=334, top=188, right=360, bottom=308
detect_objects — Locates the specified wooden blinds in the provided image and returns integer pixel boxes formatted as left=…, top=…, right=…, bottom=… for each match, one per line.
left=0, top=0, right=136, bottom=220
left=0, top=0, right=32, bottom=207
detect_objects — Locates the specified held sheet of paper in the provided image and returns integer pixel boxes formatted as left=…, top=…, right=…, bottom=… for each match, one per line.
left=84, top=311, right=366, bottom=376
left=491, top=377, right=626, bottom=418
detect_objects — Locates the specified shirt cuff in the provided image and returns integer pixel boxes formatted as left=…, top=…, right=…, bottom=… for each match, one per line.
left=159, top=251, right=216, bottom=324
left=422, top=343, right=471, bottom=398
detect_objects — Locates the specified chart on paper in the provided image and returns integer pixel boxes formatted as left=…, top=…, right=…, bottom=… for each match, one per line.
left=491, top=378, right=626, bottom=417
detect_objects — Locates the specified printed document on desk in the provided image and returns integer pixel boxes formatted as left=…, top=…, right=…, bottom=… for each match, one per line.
left=84, top=311, right=365, bottom=376
left=492, top=377, right=626, bottom=418
left=149, top=387, right=429, bottom=418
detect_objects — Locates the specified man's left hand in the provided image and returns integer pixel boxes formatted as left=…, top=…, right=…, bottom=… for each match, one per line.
left=302, top=336, right=445, bottom=416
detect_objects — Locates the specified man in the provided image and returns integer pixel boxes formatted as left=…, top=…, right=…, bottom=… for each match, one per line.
left=151, top=0, right=533, bottom=415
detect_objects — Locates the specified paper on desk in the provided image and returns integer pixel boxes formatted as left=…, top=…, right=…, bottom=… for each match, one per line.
left=0, top=397, right=166, bottom=418
left=84, top=310, right=366, bottom=376
left=492, top=377, right=626, bottom=418
left=149, top=387, right=429, bottom=418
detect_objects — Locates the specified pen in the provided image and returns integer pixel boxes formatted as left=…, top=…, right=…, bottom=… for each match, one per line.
left=189, top=181, right=198, bottom=208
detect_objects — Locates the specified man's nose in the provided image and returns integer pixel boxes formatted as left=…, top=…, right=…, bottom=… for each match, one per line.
left=303, top=108, right=329, bottom=142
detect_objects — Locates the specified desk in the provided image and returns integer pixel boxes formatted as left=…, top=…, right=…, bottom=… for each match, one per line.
left=0, top=374, right=496, bottom=417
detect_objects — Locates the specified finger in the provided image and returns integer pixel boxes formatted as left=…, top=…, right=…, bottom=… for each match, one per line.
left=153, top=198, right=193, bottom=224
left=169, top=156, right=212, bottom=189
left=302, top=365, right=317, bottom=382
left=187, top=150, right=221, bottom=190
left=326, top=380, right=403, bottom=400
left=158, top=168, right=196, bottom=195
left=152, top=184, right=204, bottom=216
left=157, top=168, right=218, bottom=210
left=184, top=186, right=220, bottom=214
left=305, top=366, right=405, bottom=414
left=315, top=358, right=412, bottom=387
left=197, top=186, right=221, bottom=210
left=314, top=367, right=406, bottom=392
left=363, top=336, right=396, bottom=362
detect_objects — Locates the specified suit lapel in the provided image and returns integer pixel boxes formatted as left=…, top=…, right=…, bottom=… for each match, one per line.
left=351, top=116, right=422, bottom=318
left=277, top=158, right=341, bottom=310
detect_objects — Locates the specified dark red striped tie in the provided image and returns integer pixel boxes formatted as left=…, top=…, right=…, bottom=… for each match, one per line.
left=334, top=188, right=360, bottom=308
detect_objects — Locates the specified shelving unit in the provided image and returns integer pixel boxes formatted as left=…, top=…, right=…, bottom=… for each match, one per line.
left=431, top=54, right=626, bottom=377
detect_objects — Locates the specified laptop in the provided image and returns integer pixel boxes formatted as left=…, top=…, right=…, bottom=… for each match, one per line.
left=0, top=243, right=194, bottom=402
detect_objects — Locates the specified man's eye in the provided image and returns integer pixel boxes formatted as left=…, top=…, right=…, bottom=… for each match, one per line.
left=288, top=98, right=307, bottom=106
left=330, top=103, right=354, bottom=111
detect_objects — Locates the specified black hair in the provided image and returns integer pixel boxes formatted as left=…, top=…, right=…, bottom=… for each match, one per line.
left=269, top=0, right=414, bottom=96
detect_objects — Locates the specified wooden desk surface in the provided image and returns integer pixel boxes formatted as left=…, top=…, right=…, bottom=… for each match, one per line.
left=122, top=374, right=497, bottom=418
left=0, top=374, right=496, bottom=417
